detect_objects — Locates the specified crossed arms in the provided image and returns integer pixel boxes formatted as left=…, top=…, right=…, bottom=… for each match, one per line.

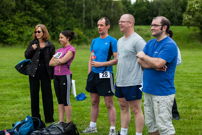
left=136, top=51, right=167, bottom=71
left=49, top=51, right=74, bottom=67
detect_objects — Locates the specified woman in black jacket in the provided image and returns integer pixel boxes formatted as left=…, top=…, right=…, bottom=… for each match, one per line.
left=25, top=24, right=55, bottom=123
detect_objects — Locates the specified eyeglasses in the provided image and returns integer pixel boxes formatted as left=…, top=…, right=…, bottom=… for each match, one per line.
left=150, top=24, right=164, bottom=28
left=34, top=31, right=42, bottom=34
left=118, top=21, right=130, bottom=24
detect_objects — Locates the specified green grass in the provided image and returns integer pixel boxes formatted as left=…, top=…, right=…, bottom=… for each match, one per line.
left=0, top=26, right=202, bottom=134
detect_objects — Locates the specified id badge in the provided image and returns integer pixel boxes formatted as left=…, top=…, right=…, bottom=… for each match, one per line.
left=54, top=52, right=62, bottom=59
left=99, top=71, right=110, bottom=79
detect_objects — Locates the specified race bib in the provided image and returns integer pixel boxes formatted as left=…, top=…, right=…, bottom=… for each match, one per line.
left=99, top=71, right=110, bottom=79
left=53, top=52, right=62, bottom=59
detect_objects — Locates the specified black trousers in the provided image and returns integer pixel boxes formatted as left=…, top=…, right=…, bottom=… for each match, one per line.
left=29, top=64, right=54, bottom=123
left=172, top=98, right=180, bottom=117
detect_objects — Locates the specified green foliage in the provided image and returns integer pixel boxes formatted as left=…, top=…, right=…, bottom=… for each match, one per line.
left=108, top=26, right=124, bottom=40
left=131, top=0, right=151, bottom=25
left=134, top=26, right=153, bottom=42
left=121, top=0, right=132, bottom=13
left=183, top=0, right=202, bottom=34
left=131, top=0, right=188, bottom=25
left=49, top=16, right=82, bottom=40
left=71, top=28, right=90, bottom=45
left=0, top=0, right=198, bottom=47
left=0, top=0, right=15, bottom=19
left=170, top=26, right=202, bottom=49
left=0, top=0, right=126, bottom=46
left=82, top=27, right=100, bottom=43
left=0, top=12, right=33, bottom=46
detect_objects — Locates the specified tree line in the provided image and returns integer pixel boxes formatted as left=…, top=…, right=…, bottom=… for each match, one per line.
left=0, top=0, right=201, bottom=46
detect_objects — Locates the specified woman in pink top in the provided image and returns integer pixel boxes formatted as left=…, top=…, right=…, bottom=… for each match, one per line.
left=49, top=30, right=76, bottom=124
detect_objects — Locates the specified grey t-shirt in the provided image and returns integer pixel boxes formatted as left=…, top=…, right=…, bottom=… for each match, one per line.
left=116, top=32, right=146, bottom=87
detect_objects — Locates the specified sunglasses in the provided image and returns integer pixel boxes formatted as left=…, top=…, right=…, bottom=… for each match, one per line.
left=34, top=31, right=42, bottom=34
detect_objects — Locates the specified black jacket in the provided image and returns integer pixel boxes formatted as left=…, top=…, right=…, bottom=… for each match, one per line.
left=25, top=40, right=55, bottom=79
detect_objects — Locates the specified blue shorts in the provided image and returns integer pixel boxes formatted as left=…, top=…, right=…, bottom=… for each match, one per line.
left=115, top=84, right=142, bottom=101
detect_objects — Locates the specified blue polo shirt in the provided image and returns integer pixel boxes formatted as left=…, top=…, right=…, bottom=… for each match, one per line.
left=90, top=36, right=117, bottom=73
left=143, top=36, right=178, bottom=96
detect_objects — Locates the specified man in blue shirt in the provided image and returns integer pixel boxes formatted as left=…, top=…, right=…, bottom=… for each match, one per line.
left=136, top=16, right=177, bottom=135
left=81, top=17, right=117, bottom=135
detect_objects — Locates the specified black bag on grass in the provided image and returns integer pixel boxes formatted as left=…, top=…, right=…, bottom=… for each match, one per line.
left=63, top=121, right=79, bottom=135
left=31, top=124, right=65, bottom=135
left=31, top=121, right=79, bottom=135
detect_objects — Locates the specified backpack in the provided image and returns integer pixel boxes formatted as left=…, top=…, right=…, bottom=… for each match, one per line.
left=12, top=115, right=45, bottom=135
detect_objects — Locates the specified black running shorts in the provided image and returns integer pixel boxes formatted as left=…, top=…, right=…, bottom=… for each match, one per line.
left=85, top=71, right=114, bottom=96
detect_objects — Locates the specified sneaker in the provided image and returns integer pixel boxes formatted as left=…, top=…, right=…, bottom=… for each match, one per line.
left=109, top=129, right=116, bottom=135
left=81, top=126, right=97, bottom=133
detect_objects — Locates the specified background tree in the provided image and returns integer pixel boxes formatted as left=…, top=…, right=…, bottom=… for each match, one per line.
left=0, top=0, right=195, bottom=46
left=131, top=0, right=151, bottom=25
left=183, top=0, right=202, bottom=34
left=133, top=0, right=188, bottom=25
left=0, top=0, right=126, bottom=46
left=121, top=0, right=132, bottom=13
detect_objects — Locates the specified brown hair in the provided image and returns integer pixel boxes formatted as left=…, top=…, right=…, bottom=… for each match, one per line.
left=32, top=24, right=49, bottom=41
left=99, top=17, right=110, bottom=26
left=153, top=16, right=170, bottom=33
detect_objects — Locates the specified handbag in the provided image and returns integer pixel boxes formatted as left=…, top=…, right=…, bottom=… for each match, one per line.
left=15, top=59, right=31, bottom=75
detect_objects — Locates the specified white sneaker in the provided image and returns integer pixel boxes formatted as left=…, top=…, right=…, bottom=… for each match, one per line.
left=81, top=126, right=97, bottom=133
left=109, top=129, right=116, bottom=135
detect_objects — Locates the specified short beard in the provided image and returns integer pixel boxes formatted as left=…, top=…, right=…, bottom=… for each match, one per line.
left=99, top=32, right=105, bottom=35
left=152, top=31, right=163, bottom=37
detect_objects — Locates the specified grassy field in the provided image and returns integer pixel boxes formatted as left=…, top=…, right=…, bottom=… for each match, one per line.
left=0, top=26, right=202, bottom=134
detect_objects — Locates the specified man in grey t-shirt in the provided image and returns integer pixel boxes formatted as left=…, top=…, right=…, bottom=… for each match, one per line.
left=115, top=14, right=146, bottom=135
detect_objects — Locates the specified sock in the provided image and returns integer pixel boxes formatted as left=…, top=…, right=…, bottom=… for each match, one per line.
left=90, top=122, right=96, bottom=127
left=120, top=128, right=128, bottom=135
left=110, top=126, right=115, bottom=131
left=136, top=133, right=142, bottom=135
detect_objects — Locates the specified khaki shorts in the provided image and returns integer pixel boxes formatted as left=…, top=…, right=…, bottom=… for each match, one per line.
left=144, top=93, right=175, bottom=135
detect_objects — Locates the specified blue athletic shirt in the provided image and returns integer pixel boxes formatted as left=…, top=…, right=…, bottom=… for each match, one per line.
left=90, top=35, right=117, bottom=73
left=143, top=36, right=178, bottom=96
